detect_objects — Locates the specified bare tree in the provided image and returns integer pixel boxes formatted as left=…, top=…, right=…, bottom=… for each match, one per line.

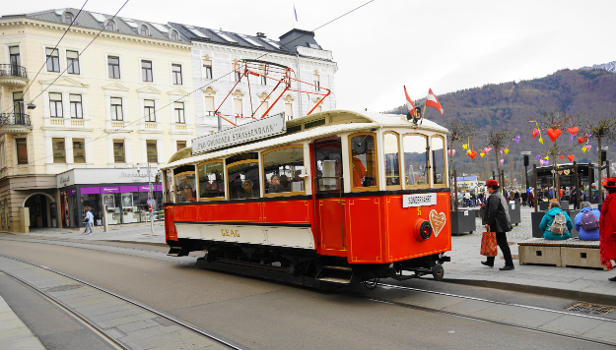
left=486, top=128, right=510, bottom=186
left=446, top=120, right=474, bottom=210
left=533, top=111, right=571, bottom=199
left=586, top=115, right=616, bottom=201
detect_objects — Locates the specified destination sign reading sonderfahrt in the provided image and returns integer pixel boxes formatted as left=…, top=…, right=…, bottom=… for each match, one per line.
left=192, top=114, right=286, bottom=155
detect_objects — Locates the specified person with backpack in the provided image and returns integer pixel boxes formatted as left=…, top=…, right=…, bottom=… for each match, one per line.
left=480, top=179, right=515, bottom=270
left=574, top=201, right=600, bottom=241
left=599, top=178, right=616, bottom=281
left=539, top=200, right=573, bottom=240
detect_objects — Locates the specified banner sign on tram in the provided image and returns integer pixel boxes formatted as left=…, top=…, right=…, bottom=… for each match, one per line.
left=402, top=193, right=437, bottom=208
left=192, top=114, right=286, bottom=155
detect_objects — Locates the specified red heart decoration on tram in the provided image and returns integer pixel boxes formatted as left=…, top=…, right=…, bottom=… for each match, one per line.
left=546, top=128, right=562, bottom=142
left=560, top=155, right=564, bottom=159
left=577, top=136, right=587, bottom=144
left=468, top=150, right=477, bottom=159
left=531, top=128, right=539, bottom=138
left=567, top=154, right=575, bottom=162
left=567, top=127, right=579, bottom=136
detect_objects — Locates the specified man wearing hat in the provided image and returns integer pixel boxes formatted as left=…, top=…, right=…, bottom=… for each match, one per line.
left=481, top=179, right=515, bottom=270
left=600, top=177, right=616, bottom=281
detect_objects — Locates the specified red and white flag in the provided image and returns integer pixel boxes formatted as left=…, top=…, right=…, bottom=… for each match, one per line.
left=403, top=85, right=415, bottom=114
left=426, top=88, right=444, bottom=114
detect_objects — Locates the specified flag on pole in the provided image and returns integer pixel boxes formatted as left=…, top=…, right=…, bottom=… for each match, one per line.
left=293, top=4, right=298, bottom=22
left=425, top=88, right=443, bottom=114
left=403, top=85, right=415, bottom=114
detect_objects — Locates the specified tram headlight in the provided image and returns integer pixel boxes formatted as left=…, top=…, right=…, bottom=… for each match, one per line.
left=415, top=220, right=432, bottom=241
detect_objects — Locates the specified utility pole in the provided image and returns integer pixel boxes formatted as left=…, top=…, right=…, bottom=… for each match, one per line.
left=148, top=162, right=154, bottom=233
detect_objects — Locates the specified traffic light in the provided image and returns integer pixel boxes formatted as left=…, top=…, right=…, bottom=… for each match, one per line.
left=523, top=155, right=529, bottom=167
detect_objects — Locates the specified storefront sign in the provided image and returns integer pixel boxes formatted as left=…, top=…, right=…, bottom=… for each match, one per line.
left=120, top=185, right=139, bottom=193
left=101, top=186, right=120, bottom=194
left=402, top=193, right=437, bottom=208
left=81, top=187, right=100, bottom=195
left=57, top=173, right=75, bottom=188
left=192, top=114, right=286, bottom=155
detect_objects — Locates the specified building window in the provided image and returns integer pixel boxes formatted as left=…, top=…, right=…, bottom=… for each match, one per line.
left=110, top=97, right=123, bottom=121
left=52, top=138, right=66, bottom=163
left=233, top=97, right=243, bottom=116
left=174, top=102, right=185, bottom=124
left=113, top=139, right=125, bottom=163
left=349, top=133, right=378, bottom=189
left=49, top=92, right=63, bottom=118
left=144, top=99, right=156, bottom=122
left=16, top=138, right=27, bottom=165
left=105, top=20, right=116, bottom=32
left=141, top=60, right=153, bottom=82
left=108, top=56, right=120, bottom=79
left=69, top=94, right=83, bottom=119
left=64, top=12, right=74, bottom=24
left=66, top=50, right=80, bottom=74
left=139, top=24, right=150, bottom=36
left=313, top=71, right=321, bottom=91
left=205, top=96, right=215, bottom=116
left=260, top=64, right=268, bottom=85
left=46, top=47, right=60, bottom=72
left=235, top=71, right=241, bottom=82
left=171, top=64, right=183, bottom=85
left=203, top=57, right=213, bottom=79
left=170, top=30, right=179, bottom=41
left=176, top=140, right=186, bottom=151
left=285, top=102, right=293, bottom=119
left=146, top=140, right=158, bottom=163
left=9, top=46, right=21, bottom=67
left=403, top=134, right=428, bottom=186
left=73, top=138, right=85, bottom=163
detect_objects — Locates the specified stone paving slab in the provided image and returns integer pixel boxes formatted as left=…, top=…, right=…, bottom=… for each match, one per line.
left=0, top=295, right=46, bottom=350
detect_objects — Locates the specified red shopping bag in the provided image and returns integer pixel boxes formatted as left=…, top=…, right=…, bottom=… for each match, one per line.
left=480, top=231, right=497, bottom=257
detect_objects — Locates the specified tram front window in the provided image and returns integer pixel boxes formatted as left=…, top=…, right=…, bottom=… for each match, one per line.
left=431, top=136, right=446, bottom=186
left=263, top=146, right=305, bottom=195
left=403, top=134, right=428, bottom=186
left=227, top=159, right=259, bottom=199
left=174, top=166, right=196, bottom=202
left=315, top=139, right=342, bottom=193
left=349, top=133, right=377, bottom=189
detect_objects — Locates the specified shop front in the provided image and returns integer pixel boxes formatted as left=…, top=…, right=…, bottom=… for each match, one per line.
left=56, top=168, right=162, bottom=228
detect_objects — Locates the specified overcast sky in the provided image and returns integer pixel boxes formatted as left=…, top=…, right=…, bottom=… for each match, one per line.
left=5, top=0, right=616, bottom=111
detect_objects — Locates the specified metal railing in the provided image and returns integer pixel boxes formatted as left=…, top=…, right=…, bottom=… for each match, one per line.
left=0, top=64, right=27, bottom=79
left=0, top=113, right=31, bottom=126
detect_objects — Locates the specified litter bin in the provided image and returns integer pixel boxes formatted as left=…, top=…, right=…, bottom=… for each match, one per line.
left=539, top=200, right=549, bottom=211
left=509, top=200, right=521, bottom=225
left=451, top=209, right=476, bottom=235
left=531, top=211, right=545, bottom=238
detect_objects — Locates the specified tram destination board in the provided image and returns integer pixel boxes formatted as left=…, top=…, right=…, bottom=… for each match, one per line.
left=402, top=193, right=437, bottom=208
left=192, top=114, right=286, bottom=155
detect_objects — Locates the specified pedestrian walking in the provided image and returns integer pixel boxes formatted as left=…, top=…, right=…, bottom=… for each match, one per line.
left=83, top=205, right=94, bottom=234
left=599, top=178, right=616, bottom=281
left=481, top=179, right=514, bottom=270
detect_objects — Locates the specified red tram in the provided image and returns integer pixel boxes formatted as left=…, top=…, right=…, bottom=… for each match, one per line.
left=161, top=110, right=451, bottom=287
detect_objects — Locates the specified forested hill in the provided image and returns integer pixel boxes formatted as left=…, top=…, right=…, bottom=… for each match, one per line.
left=388, top=66, right=616, bottom=179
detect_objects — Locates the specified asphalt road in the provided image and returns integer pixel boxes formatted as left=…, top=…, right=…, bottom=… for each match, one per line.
left=0, top=239, right=611, bottom=350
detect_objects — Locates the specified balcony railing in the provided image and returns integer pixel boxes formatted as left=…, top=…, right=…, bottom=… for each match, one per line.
left=0, top=113, right=31, bottom=126
left=0, top=64, right=27, bottom=79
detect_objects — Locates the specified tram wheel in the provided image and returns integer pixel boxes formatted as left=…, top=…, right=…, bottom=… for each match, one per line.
left=431, top=264, right=444, bottom=281
left=360, top=278, right=379, bottom=289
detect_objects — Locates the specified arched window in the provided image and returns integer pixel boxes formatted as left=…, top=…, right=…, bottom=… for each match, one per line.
left=403, top=134, right=429, bottom=187
left=140, top=24, right=150, bottom=36
left=64, top=12, right=74, bottom=24
left=105, top=20, right=116, bottom=32
left=170, top=29, right=179, bottom=41
left=349, top=132, right=378, bottom=190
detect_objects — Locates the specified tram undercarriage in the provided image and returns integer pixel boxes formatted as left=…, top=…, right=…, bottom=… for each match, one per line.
left=168, top=239, right=450, bottom=289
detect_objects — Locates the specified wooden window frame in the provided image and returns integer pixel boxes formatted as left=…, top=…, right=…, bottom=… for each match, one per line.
left=402, top=133, right=430, bottom=189
left=174, top=169, right=197, bottom=203
left=383, top=131, right=402, bottom=190
left=197, top=159, right=225, bottom=201
left=225, top=158, right=260, bottom=200
left=430, top=135, right=448, bottom=188
left=348, top=132, right=379, bottom=192
left=261, top=144, right=307, bottom=198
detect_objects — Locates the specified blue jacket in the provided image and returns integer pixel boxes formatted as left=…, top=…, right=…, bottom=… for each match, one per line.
left=539, top=208, right=572, bottom=240
left=574, top=207, right=600, bottom=241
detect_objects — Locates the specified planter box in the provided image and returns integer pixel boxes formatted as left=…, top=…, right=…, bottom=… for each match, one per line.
left=451, top=210, right=476, bottom=235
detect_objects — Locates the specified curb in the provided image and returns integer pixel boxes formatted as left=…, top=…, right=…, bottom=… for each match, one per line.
left=445, top=278, right=616, bottom=305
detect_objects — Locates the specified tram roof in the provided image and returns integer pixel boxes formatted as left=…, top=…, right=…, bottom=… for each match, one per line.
left=163, top=109, right=449, bottom=169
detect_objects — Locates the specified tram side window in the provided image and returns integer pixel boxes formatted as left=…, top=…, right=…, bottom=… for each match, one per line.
left=263, top=146, right=305, bottom=195
left=349, top=133, right=377, bottom=188
left=383, top=132, right=401, bottom=187
left=315, top=139, right=342, bottom=192
left=403, top=134, right=428, bottom=186
left=174, top=166, right=196, bottom=202
left=227, top=154, right=259, bottom=199
left=431, top=136, right=446, bottom=186
left=198, top=161, right=225, bottom=199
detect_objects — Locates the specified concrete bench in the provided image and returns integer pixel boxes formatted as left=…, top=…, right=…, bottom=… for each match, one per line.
left=518, top=238, right=605, bottom=270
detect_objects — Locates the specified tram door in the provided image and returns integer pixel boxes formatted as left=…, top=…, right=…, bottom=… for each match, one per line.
left=314, top=139, right=346, bottom=252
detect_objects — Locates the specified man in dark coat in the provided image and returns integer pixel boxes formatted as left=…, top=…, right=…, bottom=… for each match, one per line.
left=600, top=178, right=616, bottom=281
left=481, top=179, right=514, bottom=270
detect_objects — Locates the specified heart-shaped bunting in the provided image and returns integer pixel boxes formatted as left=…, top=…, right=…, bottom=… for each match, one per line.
left=567, top=127, right=579, bottom=136
left=567, top=154, right=575, bottom=162
left=547, top=128, right=562, bottom=142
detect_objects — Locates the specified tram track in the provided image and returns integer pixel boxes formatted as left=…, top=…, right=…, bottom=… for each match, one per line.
left=363, top=282, right=616, bottom=347
left=0, top=253, right=245, bottom=350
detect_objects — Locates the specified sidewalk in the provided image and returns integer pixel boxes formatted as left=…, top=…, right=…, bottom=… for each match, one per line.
left=0, top=296, right=46, bottom=350
left=13, top=209, right=616, bottom=304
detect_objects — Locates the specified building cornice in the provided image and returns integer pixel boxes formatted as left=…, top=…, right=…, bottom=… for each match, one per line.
left=0, top=18, right=192, bottom=50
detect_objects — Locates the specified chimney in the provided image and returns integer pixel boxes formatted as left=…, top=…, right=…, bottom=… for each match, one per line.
left=256, top=32, right=266, bottom=38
